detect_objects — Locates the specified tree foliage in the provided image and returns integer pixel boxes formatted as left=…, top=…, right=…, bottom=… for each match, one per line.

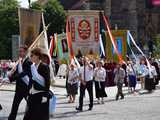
left=0, top=0, right=19, bottom=59
left=31, top=0, right=66, bottom=36
left=0, top=0, right=65, bottom=59
left=153, top=34, right=160, bottom=58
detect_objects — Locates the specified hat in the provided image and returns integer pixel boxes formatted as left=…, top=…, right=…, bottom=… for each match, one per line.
left=41, top=48, right=50, bottom=64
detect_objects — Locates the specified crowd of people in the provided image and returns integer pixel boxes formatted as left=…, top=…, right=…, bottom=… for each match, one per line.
left=0, top=46, right=52, bottom=120
left=65, top=56, right=160, bottom=111
left=0, top=60, right=16, bottom=80
left=0, top=47, right=160, bottom=118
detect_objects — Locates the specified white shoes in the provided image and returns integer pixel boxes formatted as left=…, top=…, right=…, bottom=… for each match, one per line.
left=97, top=99, right=101, bottom=104
left=97, top=99, right=105, bottom=104
left=101, top=100, right=104, bottom=104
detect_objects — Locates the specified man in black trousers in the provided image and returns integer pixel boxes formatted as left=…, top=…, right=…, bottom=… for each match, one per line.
left=8, top=46, right=32, bottom=120
left=76, top=57, right=94, bottom=111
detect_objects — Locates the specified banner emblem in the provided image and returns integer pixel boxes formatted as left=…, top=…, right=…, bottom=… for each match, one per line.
left=78, top=19, right=91, bottom=40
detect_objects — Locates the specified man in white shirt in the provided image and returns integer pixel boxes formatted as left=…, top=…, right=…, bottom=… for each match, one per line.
left=76, top=57, right=94, bottom=111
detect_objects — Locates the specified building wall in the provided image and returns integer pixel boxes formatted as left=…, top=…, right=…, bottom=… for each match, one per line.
left=59, top=0, right=160, bottom=46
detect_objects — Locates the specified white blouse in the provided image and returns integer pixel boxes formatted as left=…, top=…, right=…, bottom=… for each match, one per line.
left=79, top=65, right=94, bottom=82
left=94, top=67, right=106, bottom=82
left=68, top=68, right=79, bottom=84
left=127, top=64, right=136, bottom=76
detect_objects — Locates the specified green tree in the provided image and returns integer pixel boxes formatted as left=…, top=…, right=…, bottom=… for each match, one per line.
left=31, top=0, right=66, bottom=35
left=153, top=34, right=160, bottom=58
left=0, top=0, right=19, bottom=59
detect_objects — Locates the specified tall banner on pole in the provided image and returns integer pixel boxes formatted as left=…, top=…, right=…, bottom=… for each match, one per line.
left=57, top=33, right=70, bottom=64
left=105, top=30, right=127, bottom=62
left=18, top=8, right=41, bottom=47
left=67, top=10, right=100, bottom=58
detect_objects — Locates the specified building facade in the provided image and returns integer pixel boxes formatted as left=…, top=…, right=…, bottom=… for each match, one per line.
left=59, top=0, right=160, bottom=50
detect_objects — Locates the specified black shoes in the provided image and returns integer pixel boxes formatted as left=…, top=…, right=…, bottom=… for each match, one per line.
left=120, top=96, right=124, bottom=99
left=0, top=104, right=2, bottom=110
left=116, top=96, right=124, bottom=101
left=76, top=107, right=82, bottom=112
left=88, top=107, right=92, bottom=111
left=76, top=107, right=93, bottom=111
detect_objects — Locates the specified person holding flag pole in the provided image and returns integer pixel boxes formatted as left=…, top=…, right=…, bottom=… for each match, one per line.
left=8, top=46, right=32, bottom=120
left=76, top=57, right=94, bottom=111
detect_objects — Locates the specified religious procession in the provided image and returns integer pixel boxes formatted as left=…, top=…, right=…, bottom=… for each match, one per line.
left=1, top=0, right=160, bottom=120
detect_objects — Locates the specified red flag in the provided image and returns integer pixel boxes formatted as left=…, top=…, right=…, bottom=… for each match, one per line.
left=66, top=17, right=74, bottom=61
left=49, top=36, right=54, bottom=56
left=103, top=15, right=124, bottom=63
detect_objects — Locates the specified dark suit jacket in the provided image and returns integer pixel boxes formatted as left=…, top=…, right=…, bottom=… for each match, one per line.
left=10, top=58, right=32, bottom=94
left=32, top=62, right=50, bottom=92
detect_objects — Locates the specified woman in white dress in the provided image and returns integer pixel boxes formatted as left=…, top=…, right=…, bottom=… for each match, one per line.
left=94, top=61, right=107, bottom=104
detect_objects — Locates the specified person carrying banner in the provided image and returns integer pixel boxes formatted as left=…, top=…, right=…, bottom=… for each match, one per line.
left=8, top=46, right=32, bottom=120
left=23, top=48, right=50, bottom=120
left=76, top=57, right=94, bottom=111
left=38, top=48, right=56, bottom=117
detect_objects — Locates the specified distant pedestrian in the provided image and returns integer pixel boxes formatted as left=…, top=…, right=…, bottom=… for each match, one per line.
left=66, top=63, right=79, bottom=103
left=139, top=60, right=148, bottom=89
left=1, top=60, right=8, bottom=78
left=94, top=60, right=107, bottom=104
left=127, top=61, right=137, bottom=93
left=152, top=61, right=160, bottom=85
left=145, top=65, right=157, bottom=92
left=114, top=63, right=125, bottom=100
left=104, top=61, right=116, bottom=87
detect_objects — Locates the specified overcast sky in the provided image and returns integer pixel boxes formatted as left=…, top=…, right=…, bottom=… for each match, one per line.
left=18, top=0, right=37, bottom=8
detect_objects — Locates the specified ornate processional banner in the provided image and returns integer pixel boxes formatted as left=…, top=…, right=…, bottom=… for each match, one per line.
left=18, top=8, right=42, bottom=47
left=67, top=10, right=100, bottom=58
left=105, top=30, right=127, bottom=62
left=57, top=33, right=70, bottom=64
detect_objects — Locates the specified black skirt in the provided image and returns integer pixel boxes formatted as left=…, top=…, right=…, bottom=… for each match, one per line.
left=145, top=76, right=155, bottom=91
left=23, top=92, right=49, bottom=120
left=67, top=83, right=78, bottom=95
left=95, top=81, right=107, bottom=98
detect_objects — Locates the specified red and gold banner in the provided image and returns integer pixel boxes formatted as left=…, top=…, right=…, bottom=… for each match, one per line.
left=67, top=10, right=100, bottom=57
left=18, top=8, right=41, bottom=47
